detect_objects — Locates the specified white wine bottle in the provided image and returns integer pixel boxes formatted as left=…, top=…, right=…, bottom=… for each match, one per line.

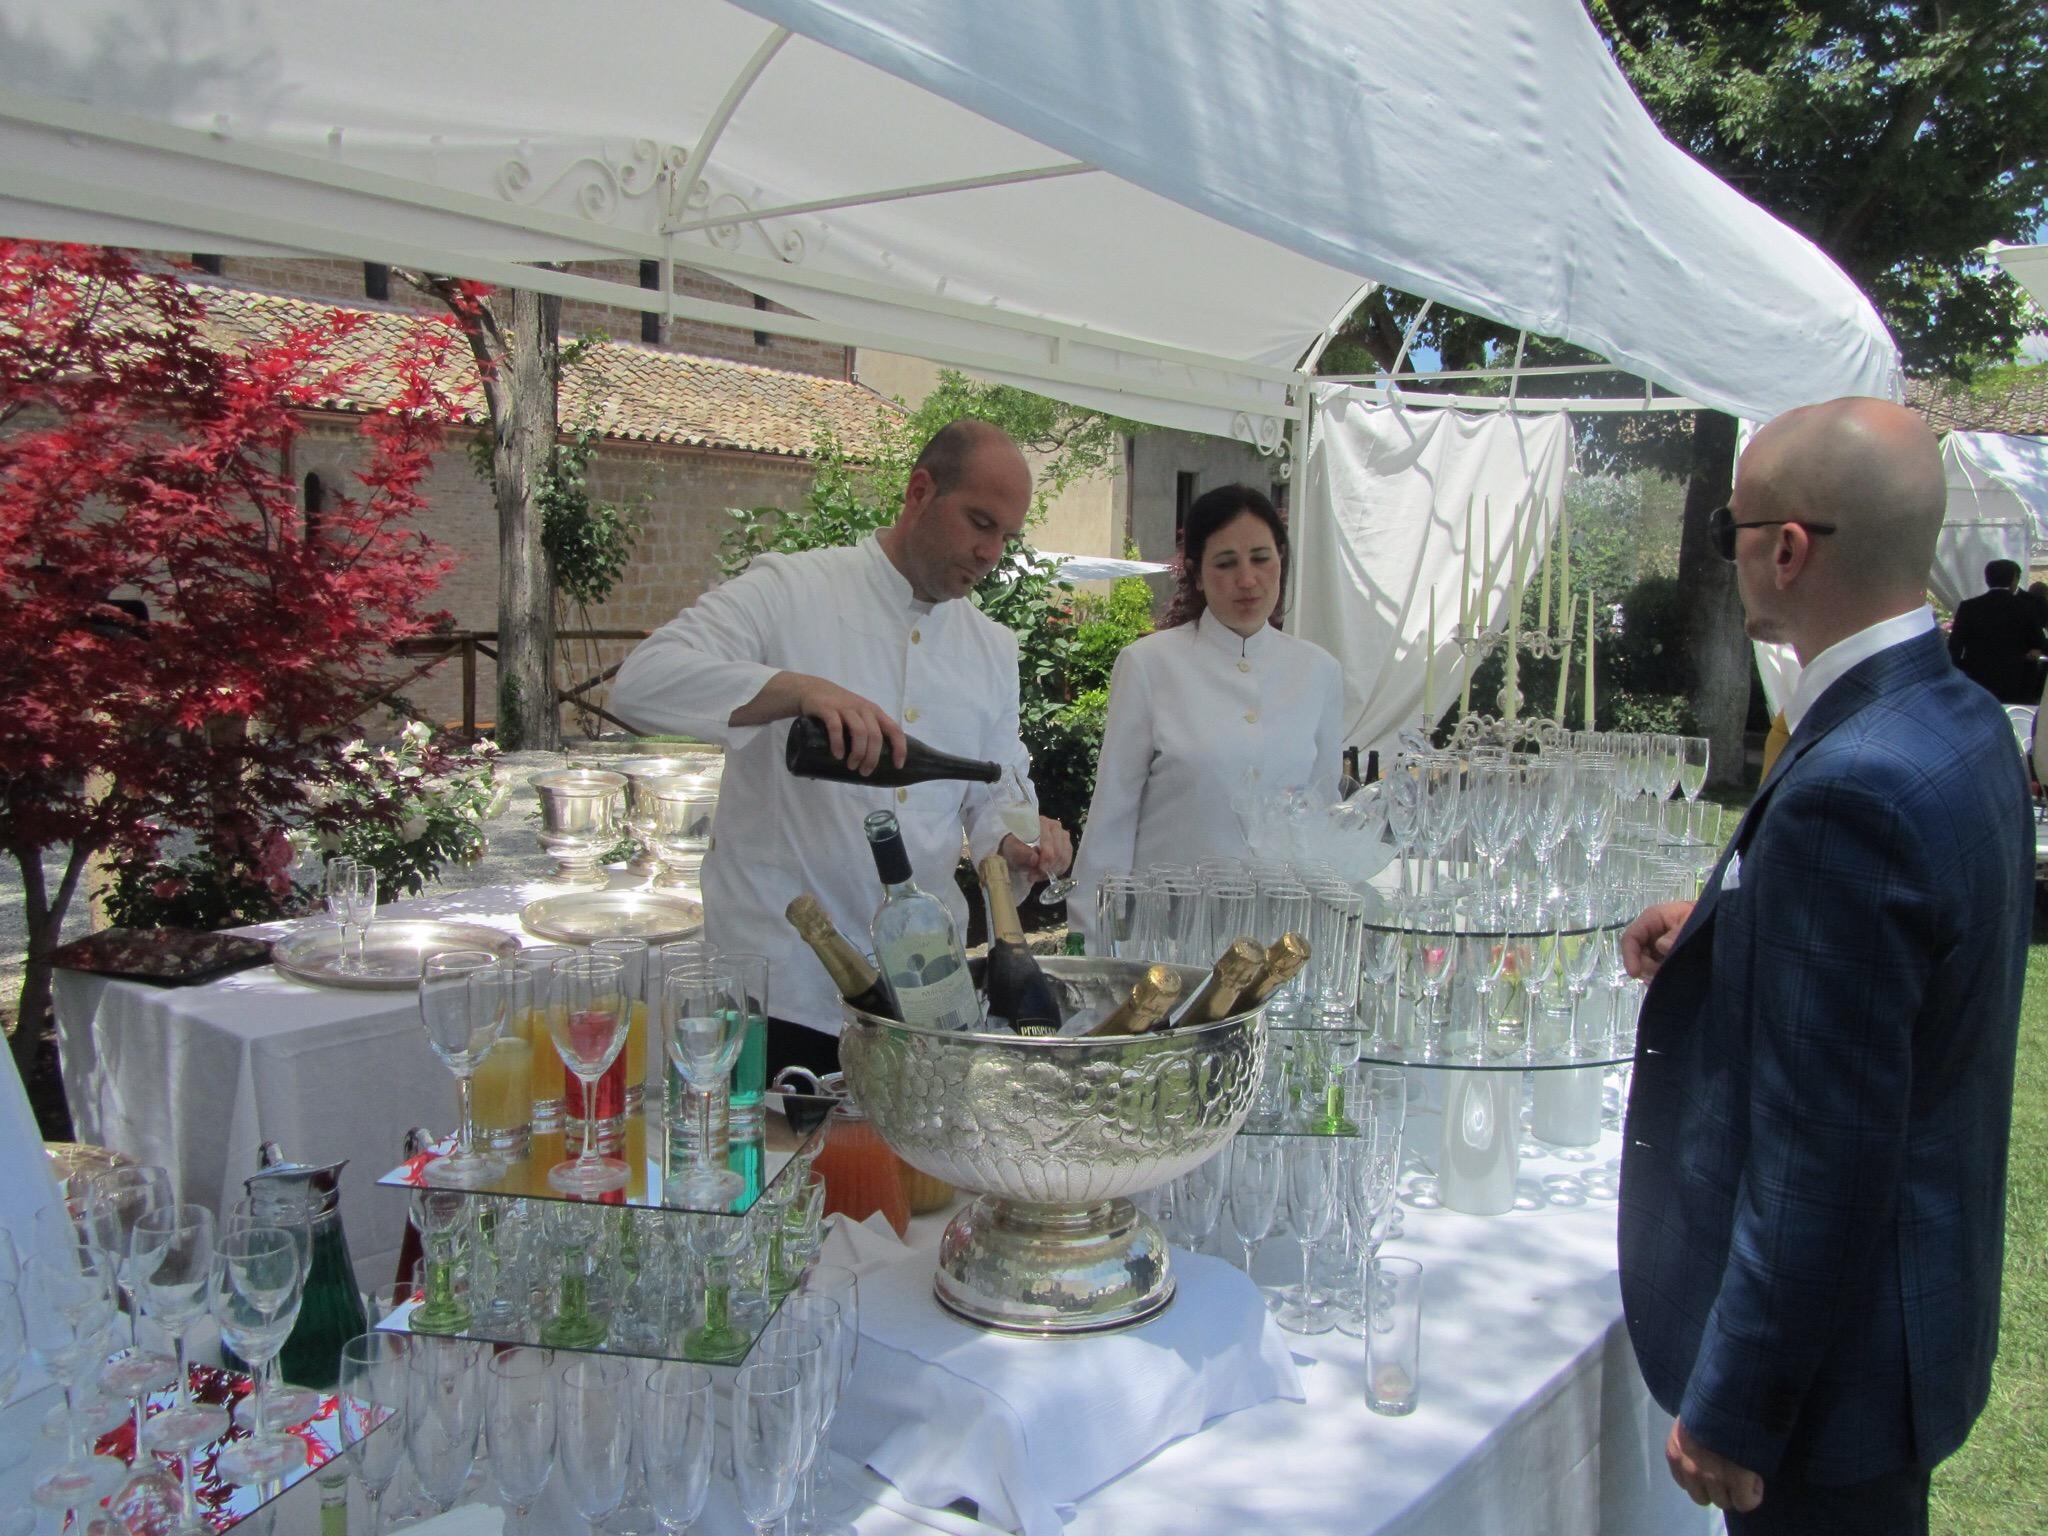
left=976, top=854, right=1062, bottom=1036
left=864, top=810, right=981, bottom=1031
left=1082, top=965, right=1182, bottom=1037
left=1171, top=938, right=1266, bottom=1027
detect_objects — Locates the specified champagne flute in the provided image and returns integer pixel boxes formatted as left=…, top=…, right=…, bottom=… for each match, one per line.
left=1225, top=1135, right=1283, bottom=1282
left=662, top=967, right=746, bottom=1208
left=486, top=1346, right=557, bottom=1534
left=996, top=766, right=1074, bottom=907
left=547, top=954, right=632, bottom=1196
left=212, top=1225, right=305, bottom=1481
left=774, top=1299, right=845, bottom=1536
left=338, top=1332, right=409, bottom=1536
left=558, top=1357, right=634, bottom=1534
left=346, top=861, right=379, bottom=971
left=799, top=1264, right=861, bottom=1514
left=1275, top=1137, right=1340, bottom=1335
left=642, top=1363, right=715, bottom=1536
left=418, top=949, right=508, bottom=1187
left=1677, top=735, right=1711, bottom=842
left=404, top=1335, right=485, bottom=1513
left=324, top=856, right=362, bottom=970
left=734, top=1362, right=806, bottom=1536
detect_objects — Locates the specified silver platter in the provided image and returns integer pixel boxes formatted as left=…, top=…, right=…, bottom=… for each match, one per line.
left=273, top=920, right=519, bottom=990
left=519, top=890, right=704, bottom=945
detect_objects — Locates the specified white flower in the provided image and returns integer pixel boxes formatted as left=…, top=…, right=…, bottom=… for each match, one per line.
left=340, top=740, right=367, bottom=759
left=402, top=720, right=432, bottom=746
left=402, top=815, right=430, bottom=842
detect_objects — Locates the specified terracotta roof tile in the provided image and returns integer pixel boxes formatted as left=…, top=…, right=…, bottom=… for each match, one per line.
left=185, top=279, right=901, bottom=459
left=1905, top=372, right=2048, bottom=435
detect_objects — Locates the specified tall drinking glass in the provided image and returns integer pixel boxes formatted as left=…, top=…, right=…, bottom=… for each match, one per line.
left=734, top=1362, right=806, bottom=1536
left=486, top=1346, right=556, bottom=1533
left=592, top=936, right=651, bottom=1121
left=419, top=949, right=508, bottom=1187
left=547, top=954, right=632, bottom=1196
left=663, top=967, right=746, bottom=1208
left=512, top=944, right=575, bottom=1134
left=642, top=1362, right=715, bottom=1536
left=558, top=1357, right=635, bottom=1534
left=338, top=1332, right=409, bottom=1536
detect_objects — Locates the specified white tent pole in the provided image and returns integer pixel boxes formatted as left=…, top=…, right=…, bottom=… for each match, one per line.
left=663, top=25, right=792, bottom=227
left=663, top=162, right=1095, bottom=234
left=1507, top=331, right=1529, bottom=403
left=1389, top=300, right=1433, bottom=378
left=1298, top=281, right=1379, bottom=375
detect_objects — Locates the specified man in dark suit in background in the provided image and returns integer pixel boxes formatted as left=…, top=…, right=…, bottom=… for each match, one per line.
left=1947, top=556, right=2045, bottom=702
left=1619, top=398, right=2030, bottom=1534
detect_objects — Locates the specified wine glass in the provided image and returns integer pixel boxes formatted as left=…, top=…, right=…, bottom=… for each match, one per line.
left=405, top=1336, right=485, bottom=1513
left=558, top=1357, right=635, bottom=1534
left=407, top=1190, right=472, bottom=1336
left=642, top=1362, right=715, bottom=1536
left=90, top=1164, right=180, bottom=1514
left=212, top=1225, right=306, bottom=1481
left=486, top=1346, right=557, bottom=1534
left=418, top=948, right=509, bottom=1187
left=223, top=1193, right=322, bottom=1431
left=22, top=1251, right=122, bottom=1511
left=1225, top=1135, right=1283, bottom=1280
left=324, top=856, right=362, bottom=969
left=734, top=1362, right=806, bottom=1536
left=130, top=1204, right=226, bottom=1453
left=338, top=1332, right=409, bottom=1536
left=996, top=766, right=1073, bottom=907
left=547, top=954, right=632, bottom=1196
left=662, top=966, right=747, bottom=1208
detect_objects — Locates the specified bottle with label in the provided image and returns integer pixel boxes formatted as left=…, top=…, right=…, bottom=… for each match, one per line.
left=786, top=894, right=899, bottom=1019
left=786, top=714, right=1002, bottom=788
left=864, top=810, right=982, bottom=1030
left=976, top=854, right=1063, bottom=1035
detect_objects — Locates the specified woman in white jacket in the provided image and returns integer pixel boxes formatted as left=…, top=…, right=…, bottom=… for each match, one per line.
left=1071, top=485, right=1345, bottom=941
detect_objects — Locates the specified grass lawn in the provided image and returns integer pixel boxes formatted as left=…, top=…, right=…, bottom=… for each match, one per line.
left=1930, top=904, right=2048, bottom=1534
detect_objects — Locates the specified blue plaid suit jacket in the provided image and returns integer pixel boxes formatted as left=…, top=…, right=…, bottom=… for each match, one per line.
left=1619, top=627, right=2031, bottom=1483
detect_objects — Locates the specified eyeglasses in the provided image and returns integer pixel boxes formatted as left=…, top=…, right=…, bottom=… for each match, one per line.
left=1707, top=504, right=1837, bottom=563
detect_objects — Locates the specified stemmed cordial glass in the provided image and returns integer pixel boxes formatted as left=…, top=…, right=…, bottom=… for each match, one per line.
left=407, top=1190, right=473, bottom=1336
left=734, top=1362, right=807, bottom=1536
left=486, top=1345, right=557, bottom=1534
left=538, top=1202, right=608, bottom=1351
left=547, top=954, right=632, bottom=1196
left=418, top=949, right=509, bottom=1188
left=642, top=1362, right=715, bottom=1536
left=1273, top=1136, right=1340, bottom=1334
left=558, top=1357, right=635, bottom=1535
left=682, top=1209, right=753, bottom=1364
left=211, top=1225, right=306, bottom=1481
left=1676, top=735, right=1711, bottom=843
left=663, top=966, right=747, bottom=1208
left=338, top=1332, right=409, bottom=1536
left=130, top=1204, right=226, bottom=1454
left=21, top=1250, right=122, bottom=1512
left=1225, top=1135, right=1283, bottom=1283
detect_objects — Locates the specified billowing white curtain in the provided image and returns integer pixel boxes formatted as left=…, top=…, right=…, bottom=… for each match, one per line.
left=1295, top=390, right=1572, bottom=758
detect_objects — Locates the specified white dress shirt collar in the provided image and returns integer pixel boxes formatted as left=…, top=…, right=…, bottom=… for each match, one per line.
left=1195, top=611, right=1277, bottom=662
left=1783, top=605, right=1936, bottom=735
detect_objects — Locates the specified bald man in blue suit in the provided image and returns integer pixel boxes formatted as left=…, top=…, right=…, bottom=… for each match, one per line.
left=1619, top=398, right=2030, bottom=1535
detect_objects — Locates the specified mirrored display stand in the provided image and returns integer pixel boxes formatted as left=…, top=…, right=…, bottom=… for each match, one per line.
left=374, top=1093, right=832, bottom=1366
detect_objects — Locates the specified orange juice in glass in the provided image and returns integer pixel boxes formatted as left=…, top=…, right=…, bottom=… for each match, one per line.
left=471, top=1033, right=533, bottom=1160
left=512, top=944, right=575, bottom=1132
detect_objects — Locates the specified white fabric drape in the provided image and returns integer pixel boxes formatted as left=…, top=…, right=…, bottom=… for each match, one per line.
left=1295, top=390, right=1572, bottom=757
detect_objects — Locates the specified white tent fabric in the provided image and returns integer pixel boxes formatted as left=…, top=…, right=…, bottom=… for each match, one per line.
left=0, top=0, right=1898, bottom=442
left=1295, top=391, right=1572, bottom=754
left=1930, top=431, right=2048, bottom=610
left=1988, top=243, right=2048, bottom=318
left=1039, top=553, right=1172, bottom=583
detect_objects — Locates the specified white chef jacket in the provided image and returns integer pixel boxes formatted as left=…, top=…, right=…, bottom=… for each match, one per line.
left=1071, top=614, right=1344, bottom=940
left=608, top=536, right=1033, bottom=1034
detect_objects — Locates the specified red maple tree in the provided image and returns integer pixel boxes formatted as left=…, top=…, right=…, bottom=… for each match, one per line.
left=0, top=241, right=463, bottom=1105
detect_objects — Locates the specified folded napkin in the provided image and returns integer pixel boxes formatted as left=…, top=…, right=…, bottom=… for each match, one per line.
left=823, top=1215, right=1303, bottom=1536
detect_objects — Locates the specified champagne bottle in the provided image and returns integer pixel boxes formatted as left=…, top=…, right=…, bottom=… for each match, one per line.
left=976, top=854, right=1063, bottom=1036
left=785, top=893, right=899, bottom=1020
left=864, top=810, right=982, bottom=1031
left=1241, top=932, right=1313, bottom=1009
left=785, top=714, right=1002, bottom=788
left=1083, top=965, right=1183, bottom=1037
left=1171, top=938, right=1267, bottom=1027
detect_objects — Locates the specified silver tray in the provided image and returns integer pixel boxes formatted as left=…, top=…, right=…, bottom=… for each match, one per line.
left=520, top=890, right=704, bottom=945
left=272, top=920, right=520, bottom=990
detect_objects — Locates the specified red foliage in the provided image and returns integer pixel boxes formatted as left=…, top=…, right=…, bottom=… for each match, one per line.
left=0, top=241, right=462, bottom=907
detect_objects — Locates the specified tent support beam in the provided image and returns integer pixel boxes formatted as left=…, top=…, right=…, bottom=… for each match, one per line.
left=662, top=162, right=1095, bottom=234
left=665, top=26, right=791, bottom=225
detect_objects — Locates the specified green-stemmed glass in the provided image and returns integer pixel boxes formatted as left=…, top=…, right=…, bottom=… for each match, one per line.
left=539, top=1204, right=608, bottom=1351
left=681, top=1211, right=750, bottom=1363
left=406, top=1191, right=472, bottom=1336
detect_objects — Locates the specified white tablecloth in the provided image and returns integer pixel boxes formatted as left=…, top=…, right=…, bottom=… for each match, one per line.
left=51, top=883, right=575, bottom=1285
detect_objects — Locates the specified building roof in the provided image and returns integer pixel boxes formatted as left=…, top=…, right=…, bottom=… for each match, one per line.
left=1905, top=371, right=2048, bottom=436
left=189, top=279, right=901, bottom=459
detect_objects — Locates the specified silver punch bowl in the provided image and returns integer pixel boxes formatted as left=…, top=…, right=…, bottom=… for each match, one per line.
left=839, top=957, right=1267, bottom=1335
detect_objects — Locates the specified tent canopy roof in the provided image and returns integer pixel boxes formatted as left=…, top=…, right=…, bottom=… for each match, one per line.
left=0, top=0, right=1899, bottom=437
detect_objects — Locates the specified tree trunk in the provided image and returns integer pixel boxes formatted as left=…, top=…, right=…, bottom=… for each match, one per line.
left=1674, top=412, right=1748, bottom=788
left=11, top=845, right=84, bottom=1140
left=493, top=287, right=562, bottom=750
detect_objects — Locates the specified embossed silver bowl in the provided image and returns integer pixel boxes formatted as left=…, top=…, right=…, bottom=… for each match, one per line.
left=839, top=958, right=1266, bottom=1335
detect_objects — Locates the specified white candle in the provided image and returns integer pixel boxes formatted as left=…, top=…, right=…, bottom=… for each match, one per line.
left=1481, top=498, right=1494, bottom=623
left=1555, top=591, right=1575, bottom=719
left=1504, top=531, right=1523, bottom=720
left=1584, top=595, right=1597, bottom=732
left=1557, top=503, right=1572, bottom=642
left=1459, top=498, right=1473, bottom=631
left=1536, top=501, right=1551, bottom=636
left=1424, top=587, right=1437, bottom=722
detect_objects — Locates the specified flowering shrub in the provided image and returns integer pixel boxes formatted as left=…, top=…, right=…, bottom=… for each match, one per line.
left=104, top=825, right=310, bottom=931
left=303, top=722, right=509, bottom=900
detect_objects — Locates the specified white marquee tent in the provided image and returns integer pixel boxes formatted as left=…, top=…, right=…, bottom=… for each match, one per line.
left=0, top=0, right=1905, bottom=738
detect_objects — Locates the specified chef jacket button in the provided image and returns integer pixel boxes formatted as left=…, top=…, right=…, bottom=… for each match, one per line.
left=904, top=707, right=920, bottom=723
left=896, top=787, right=909, bottom=803
left=1237, top=659, right=1251, bottom=673
left=1244, top=710, right=1258, bottom=724
left=910, top=628, right=921, bottom=644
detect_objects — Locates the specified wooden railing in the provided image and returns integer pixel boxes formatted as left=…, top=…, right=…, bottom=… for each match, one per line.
left=375, top=629, right=650, bottom=737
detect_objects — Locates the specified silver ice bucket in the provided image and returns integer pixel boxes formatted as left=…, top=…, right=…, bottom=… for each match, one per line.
left=839, top=958, right=1266, bottom=1335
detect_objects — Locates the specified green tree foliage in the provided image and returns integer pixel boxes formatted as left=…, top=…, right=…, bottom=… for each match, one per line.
left=720, top=374, right=1153, bottom=843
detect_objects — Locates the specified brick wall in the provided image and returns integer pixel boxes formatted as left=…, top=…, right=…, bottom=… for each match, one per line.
left=293, top=418, right=813, bottom=735
left=203, top=256, right=848, bottom=378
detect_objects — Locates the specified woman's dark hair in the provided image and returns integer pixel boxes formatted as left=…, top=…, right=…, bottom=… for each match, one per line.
left=1163, top=484, right=1289, bottom=629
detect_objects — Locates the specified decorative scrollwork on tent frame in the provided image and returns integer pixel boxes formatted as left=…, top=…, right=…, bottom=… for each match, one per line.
left=1231, top=413, right=1290, bottom=463
left=494, top=139, right=675, bottom=225
left=677, top=177, right=809, bottom=265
